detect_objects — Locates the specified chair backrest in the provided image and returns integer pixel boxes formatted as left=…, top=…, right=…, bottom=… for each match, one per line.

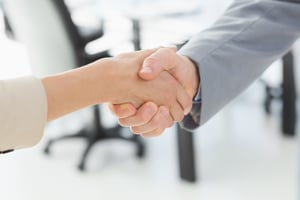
left=3, top=0, right=82, bottom=76
left=51, top=0, right=86, bottom=48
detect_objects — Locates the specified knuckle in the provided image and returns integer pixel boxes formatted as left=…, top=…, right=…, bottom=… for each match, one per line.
left=118, top=118, right=132, bottom=127
left=184, top=100, right=193, bottom=113
left=159, top=111, right=173, bottom=128
left=185, top=98, right=193, bottom=108
left=141, top=134, right=150, bottom=139
left=152, top=113, right=162, bottom=125
left=174, top=112, right=184, bottom=122
left=156, top=111, right=170, bottom=128
left=141, top=129, right=163, bottom=138
left=106, top=103, right=114, bottom=111
left=137, top=112, right=150, bottom=123
left=107, top=104, right=118, bottom=116
left=110, top=104, right=133, bottom=118
left=130, top=127, right=140, bottom=135
left=144, top=57, right=158, bottom=66
left=167, top=121, right=174, bottom=128
left=118, top=119, right=129, bottom=127
left=164, top=47, right=175, bottom=55
left=152, top=129, right=164, bottom=137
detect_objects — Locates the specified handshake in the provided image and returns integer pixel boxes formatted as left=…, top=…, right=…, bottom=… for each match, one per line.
left=104, top=47, right=200, bottom=138
left=43, top=46, right=199, bottom=138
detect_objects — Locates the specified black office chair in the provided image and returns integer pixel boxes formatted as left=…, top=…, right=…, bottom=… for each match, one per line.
left=0, top=1, right=14, bottom=39
left=3, top=0, right=145, bottom=171
left=262, top=51, right=297, bottom=136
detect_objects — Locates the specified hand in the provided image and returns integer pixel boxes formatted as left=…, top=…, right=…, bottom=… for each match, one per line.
left=106, top=48, right=193, bottom=122
left=108, top=102, right=173, bottom=137
left=140, top=46, right=199, bottom=97
left=109, top=47, right=200, bottom=138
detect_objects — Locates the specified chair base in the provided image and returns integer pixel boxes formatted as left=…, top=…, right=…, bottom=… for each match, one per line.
left=44, top=125, right=145, bottom=171
left=44, top=106, right=145, bottom=171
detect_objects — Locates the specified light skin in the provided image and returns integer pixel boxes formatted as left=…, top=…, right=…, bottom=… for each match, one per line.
left=42, top=48, right=193, bottom=122
left=109, top=47, right=200, bottom=138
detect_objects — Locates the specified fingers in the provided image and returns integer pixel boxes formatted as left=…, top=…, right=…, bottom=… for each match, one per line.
left=148, top=71, right=191, bottom=122
left=130, top=106, right=173, bottom=135
left=110, top=75, right=192, bottom=126
left=107, top=46, right=194, bottom=139
left=118, top=102, right=158, bottom=127
left=141, top=128, right=165, bottom=138
left=107, top=103, right=137, bottom=118
left=176, top=85, right=193, bottom=115
left=169, top=101, right=185, bottom=122
left=139, top=47, right=178, bottom=80
left=168, top=75, right=193, bottom=120
left=110, top=102, right=174, bottom=138
left=139, top=47, right=199, bottom=99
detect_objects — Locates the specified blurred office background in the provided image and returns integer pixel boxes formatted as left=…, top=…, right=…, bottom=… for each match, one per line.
left=0, top=0, right=298, bottom=200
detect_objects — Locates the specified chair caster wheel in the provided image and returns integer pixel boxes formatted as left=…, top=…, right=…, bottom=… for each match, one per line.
left=136, top=145, right=145, bottom=158
left=44, top=140, right=53, bottom=155
left=78, top=163, right=86, bottom=171
left=44, top=147, right=50, bottom=155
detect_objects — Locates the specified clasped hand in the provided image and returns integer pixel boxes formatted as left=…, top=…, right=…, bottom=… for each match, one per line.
left=107, top=47, right=199, bottom=138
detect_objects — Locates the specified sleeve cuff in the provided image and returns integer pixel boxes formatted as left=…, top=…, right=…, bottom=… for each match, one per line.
left=0, top=76, right=47, bottom=151
left=180, top=99, right=201, bottom=131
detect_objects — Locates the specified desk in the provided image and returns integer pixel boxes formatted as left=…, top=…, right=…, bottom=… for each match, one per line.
left=177, top=124, right=197, bottom=182
left=95, top=0, right=203, bottom=49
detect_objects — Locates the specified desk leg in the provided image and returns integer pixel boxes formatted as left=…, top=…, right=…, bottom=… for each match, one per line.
left=132, top=18, right=141, bottom=50
left=282, top=51, right=297, bottom=136
left=177, top=124, right=197, bottom=182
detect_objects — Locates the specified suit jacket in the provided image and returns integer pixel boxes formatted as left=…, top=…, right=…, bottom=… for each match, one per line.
left=0, top=76, right=47, bottom=151
left=179, top=0, right=300, bottom=130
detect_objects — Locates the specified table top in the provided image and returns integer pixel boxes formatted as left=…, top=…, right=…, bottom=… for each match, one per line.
left=84, top=0, right=233, bottom=51
left=95, top=0, right=202, bottom=18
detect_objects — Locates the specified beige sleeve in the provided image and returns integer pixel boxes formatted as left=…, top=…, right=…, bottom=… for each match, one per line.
left=0, top=76, right=47, bottom=151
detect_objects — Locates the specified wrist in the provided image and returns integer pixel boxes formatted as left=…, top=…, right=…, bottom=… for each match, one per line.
left=84, top=58, right=121, bottom=103
left=42, top=58, right=116, bottom=121
left=93, top=57, right=137, bottom=105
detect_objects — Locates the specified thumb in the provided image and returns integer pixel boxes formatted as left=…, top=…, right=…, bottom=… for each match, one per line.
left=107, top=103, right=137, bottom=118
left=139, top=46, right=177, bottom=80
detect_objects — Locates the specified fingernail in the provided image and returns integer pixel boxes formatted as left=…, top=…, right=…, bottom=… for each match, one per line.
left=120, top=104, right=129, bottom=111
left=184, top=107, right=191, bottom=115
left=144, top=102, right=157, bottom=114
left=140, top=66, right=152, bottom=74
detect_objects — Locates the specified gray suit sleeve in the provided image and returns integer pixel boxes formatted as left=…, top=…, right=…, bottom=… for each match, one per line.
left=178, top=0, right=300, bottom=130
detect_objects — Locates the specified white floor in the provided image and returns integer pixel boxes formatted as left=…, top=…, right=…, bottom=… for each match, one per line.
left=0, top=2, right=299, bottom=200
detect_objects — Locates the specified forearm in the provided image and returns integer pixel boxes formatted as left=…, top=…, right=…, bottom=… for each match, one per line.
left=41, top=50, right=188, bottom=122
left=179, top=0, right=300, bottom=128
left=42, top=58, right=114, bottom=121
left=0, top=48, right=187, bottom=150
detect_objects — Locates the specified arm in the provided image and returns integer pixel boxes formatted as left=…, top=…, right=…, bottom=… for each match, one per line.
left=179, top=0, right=300, bottom=127
left=0, top=49, right=192, bottom=151
left=110, top=0, right=300, bottom=135
left=43, top=49, right=191, bottom=121
left=109, top=47, right=199, bottom=137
